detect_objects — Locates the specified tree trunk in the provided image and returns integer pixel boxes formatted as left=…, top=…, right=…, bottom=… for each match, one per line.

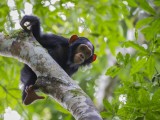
left=0, top=31, right=102, bottom=120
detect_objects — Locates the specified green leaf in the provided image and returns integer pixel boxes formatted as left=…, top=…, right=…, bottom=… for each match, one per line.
left=106, top=65, right=121, bottom=78
left=145, top=57, right=155, bottom=79
left=136, top=0, right=155, bottom=15
left=154, top=0, right=160, bottom=6
left=124, top=53, right=130, bottom=66
left=131, top=58, right=147, bottom=75
left=101, top=111, right=113, bottom=118
left=116, top=52, right=130, bottom=66
left=150, top=19, right=160, bottom=33
left=103, top=99, right=113, bottom=112
left=141, top=26, right=154, bottom=40
left=141, top=19, right=160, bottom=40
left=136, top=17, right=154, bottom=29
left=135, top=29, right=138, bottom=40
left=126, top=0, right=137, bottom=7
left=138, top=89, right=150, bottom=106
left=152, top=89, right=160, bottom=102
left=151, top=88, right=160, bottom=111
left=145, top=112, right=159, bottom=120
left=64, top=115, right=72, bottom=120
left=116, top=52, right=124, bottom=65
left=55, top=103, right=70, bottom=114
left=123, top=41, right=148, bottom=54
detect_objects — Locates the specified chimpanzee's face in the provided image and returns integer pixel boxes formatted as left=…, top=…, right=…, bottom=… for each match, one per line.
left=73, top=42, right=93, bottom=65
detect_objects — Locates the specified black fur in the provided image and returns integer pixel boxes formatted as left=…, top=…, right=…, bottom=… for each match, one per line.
left=20, top=15, right=95, bottom=101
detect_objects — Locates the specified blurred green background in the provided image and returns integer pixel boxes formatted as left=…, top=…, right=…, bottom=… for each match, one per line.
left=1, top=0, right=160, bottom=120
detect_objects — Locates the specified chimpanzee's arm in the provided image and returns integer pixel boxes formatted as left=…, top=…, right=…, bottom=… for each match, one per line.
left=20, top=15, right=68, bottom=47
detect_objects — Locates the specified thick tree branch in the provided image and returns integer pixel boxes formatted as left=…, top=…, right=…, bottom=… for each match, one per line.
left=0, top=31, right=102, bottom=120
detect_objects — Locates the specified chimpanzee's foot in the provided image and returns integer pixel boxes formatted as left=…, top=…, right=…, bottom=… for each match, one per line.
left=23, top=85, right=45, bottom=105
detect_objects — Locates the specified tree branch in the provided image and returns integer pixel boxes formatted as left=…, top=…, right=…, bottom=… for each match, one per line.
left=0, top=31, right=102, bottom=120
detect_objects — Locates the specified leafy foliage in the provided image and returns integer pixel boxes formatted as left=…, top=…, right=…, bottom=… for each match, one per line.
left=103, top=1, right=160, bottom=120
left=1, top=0, right=160, bottom=120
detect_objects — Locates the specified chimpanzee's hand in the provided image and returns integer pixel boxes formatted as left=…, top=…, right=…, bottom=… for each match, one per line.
left=20, top=15, right=39, bottom=32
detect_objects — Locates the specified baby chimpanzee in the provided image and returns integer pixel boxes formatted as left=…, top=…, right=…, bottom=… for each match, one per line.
left=20, top=15, right=97, bottom=105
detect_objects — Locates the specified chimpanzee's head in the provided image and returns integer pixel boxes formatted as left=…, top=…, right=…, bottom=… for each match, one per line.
left=68, top=35, right=97, bottom=66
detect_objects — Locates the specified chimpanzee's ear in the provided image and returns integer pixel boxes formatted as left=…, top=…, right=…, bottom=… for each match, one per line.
left=69, top=35, right=79, bottom=44
left=92, top=54, right=97, bottom=62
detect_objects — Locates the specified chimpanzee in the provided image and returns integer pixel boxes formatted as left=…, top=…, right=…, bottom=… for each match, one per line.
left=20, top=15, right=97, bottom=105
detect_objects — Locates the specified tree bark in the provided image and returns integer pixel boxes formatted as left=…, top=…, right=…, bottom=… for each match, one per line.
left=0, top=31, right=102, bottom=120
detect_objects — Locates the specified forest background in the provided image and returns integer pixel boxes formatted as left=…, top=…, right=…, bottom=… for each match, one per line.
left=1, top=0, right=160, bottom=120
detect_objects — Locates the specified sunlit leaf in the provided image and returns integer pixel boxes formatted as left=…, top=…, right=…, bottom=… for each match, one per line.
left=116, top=52, right=124, bottom=65
left=138, top=89, right=150, bottom=105
left=123, top=41, right=148, bottom=54
left=141, top=26, right=154, bottom=40
left=145, top=57, right=155, bottom=79
left=130, top=58, right=147, bottom=75
left=124, top=53, right=130, bottom=66
left=136, top=17, right=154, bottom=29
left=152, top=89, right=160, bottom=103
left=125, top=0, right=137, bottom=7
left=101, top=111, right=113, bottom=118
left=106, top=65, right=121, bottom=77
left=136, top=0, right=156, bottom=15
left=135, top=29, right=138, bottom=40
